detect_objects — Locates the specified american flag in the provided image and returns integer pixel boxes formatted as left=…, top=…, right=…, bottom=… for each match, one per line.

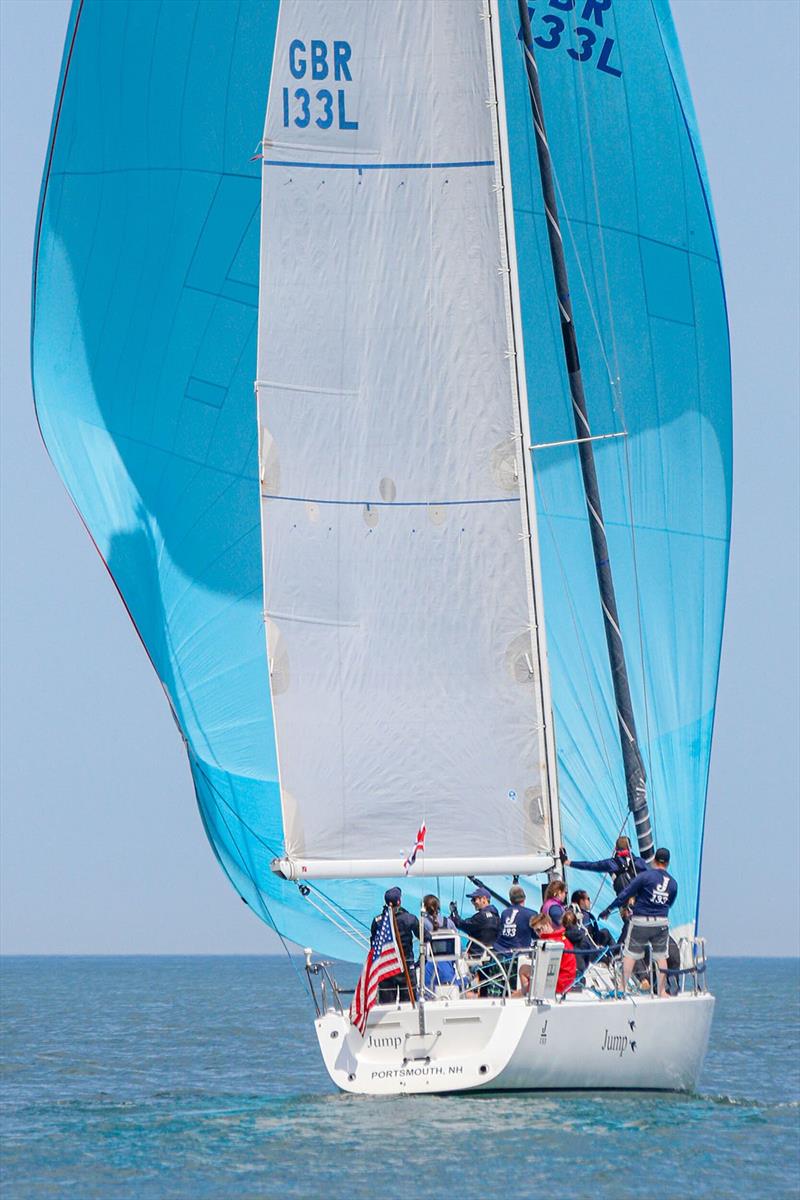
left=403, top=821, right=427, bottom=874
left=349, top=906, right=404, bottom=1035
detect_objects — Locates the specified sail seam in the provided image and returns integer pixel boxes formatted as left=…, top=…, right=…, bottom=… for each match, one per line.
left=262, top=158, right=494, bottom=171
left=261, top=494, right=517, bottom=507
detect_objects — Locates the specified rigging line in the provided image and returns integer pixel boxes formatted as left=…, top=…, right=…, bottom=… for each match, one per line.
left=188, top=754, right=370, bottom=932
left=189, top=755, right=282, bottom=856
left=511, top=27, right=616, bottom=393
left=298, top=888, right=369, bottom=949
left=570, top=25, right=658, bottom=825
left=621, top=429, right=659, bottom=840
left=293, top=876, right=371, bottom=942
left=298, top=887, right=369, bottom=944
left=537, top=499, right=624, bottom=817
left=203, top=789, right=312, bottom=1002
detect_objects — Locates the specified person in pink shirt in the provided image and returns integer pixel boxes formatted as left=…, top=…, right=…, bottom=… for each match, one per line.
left=541, top=878, right=567, bottom=918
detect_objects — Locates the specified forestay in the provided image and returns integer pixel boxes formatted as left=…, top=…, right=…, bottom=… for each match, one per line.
left=257, top=0, right=557, bottom=876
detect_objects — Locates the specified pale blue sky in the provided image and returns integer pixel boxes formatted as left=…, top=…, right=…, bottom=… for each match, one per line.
left=1, top=0, right=798, bottom=956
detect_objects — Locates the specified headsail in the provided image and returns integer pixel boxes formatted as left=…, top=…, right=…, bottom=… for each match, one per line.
left=257, top=0, right=558, bottom=879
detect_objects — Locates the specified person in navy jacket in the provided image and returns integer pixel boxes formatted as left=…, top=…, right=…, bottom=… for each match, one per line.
left=494, top=885, right=537, bottom=954
left=570, top=890, right=614, bottom=951
left=561, top=835, right=648, bottom=895
left=370, top=887, right=420, bottom=1003
left=450, top=887, right=500, bottom=955
left=599, top=848, right=678, bottom=995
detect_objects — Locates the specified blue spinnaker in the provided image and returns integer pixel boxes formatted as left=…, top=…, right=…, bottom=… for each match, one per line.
left=33, top=0, right=729, bottom=955
left=499, top=0, right=731, bottom=930
left=32, top=0, right=375, bottom=959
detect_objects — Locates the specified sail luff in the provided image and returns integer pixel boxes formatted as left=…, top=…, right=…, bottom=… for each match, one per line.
left=486, top=0, right=561, bottom=863
left=515, top=0, right=654, bottom=861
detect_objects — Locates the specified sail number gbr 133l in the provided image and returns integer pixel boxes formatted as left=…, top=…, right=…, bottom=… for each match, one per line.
left=521, top=0, right=623, bottom=79
left=281, top=38, right=359, bottom=131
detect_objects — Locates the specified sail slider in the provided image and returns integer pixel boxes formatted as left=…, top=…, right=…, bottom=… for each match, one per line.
left=530, top=432, right=627, bottom=453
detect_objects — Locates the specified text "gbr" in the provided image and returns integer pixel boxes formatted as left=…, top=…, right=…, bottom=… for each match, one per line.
left=283, top=38, right=359, bottom=131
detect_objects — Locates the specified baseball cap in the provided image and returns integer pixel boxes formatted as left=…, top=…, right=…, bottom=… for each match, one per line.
left=384, top=887, right=402, bottom=904
left=654, top=848, right=670, bottom=865
left=467, top=887, right=491, bottom=901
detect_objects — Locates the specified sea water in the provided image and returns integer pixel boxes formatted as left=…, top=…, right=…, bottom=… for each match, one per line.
left=1, top=956, right=798, bottom=1199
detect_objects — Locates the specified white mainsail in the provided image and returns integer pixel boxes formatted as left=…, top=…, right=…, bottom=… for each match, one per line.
left=257, top=0, right=558, bottom=877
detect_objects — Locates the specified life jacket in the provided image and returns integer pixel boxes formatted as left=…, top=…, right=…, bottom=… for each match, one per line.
left=538, top=928, right=576, bottom=994
left=612, top=853, right=638, bottom=894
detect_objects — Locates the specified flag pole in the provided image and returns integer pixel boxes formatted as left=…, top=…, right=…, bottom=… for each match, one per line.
left=418, top=897, right=426, bottom=1034
left=391, top=904, right=416, bottom=1009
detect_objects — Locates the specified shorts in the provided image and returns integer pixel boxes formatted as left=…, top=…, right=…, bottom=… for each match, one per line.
left=623, top=917, right=669, bottom=961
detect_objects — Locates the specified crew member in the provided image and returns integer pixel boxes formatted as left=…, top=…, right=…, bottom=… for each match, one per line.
left=371, top=886, right=420, bottom=1004
left=535, top=903, right=576, bottom=995
left=449, top=887, right=500, bottom=955
left=493, top=884, right=537, bottom=991
left=561, top=835, right=648, bottom=895
left=494, top=885, right=537, bottom=955
left=562, top=908, right=594, bottom=982
left=541, top=878, right=567, bottom=916
left=599, top=848, right=677, bottom=996
left=570, top=889, right=614, bottom=950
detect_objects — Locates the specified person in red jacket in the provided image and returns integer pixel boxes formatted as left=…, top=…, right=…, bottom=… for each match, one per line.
left=520, top=905, right=577, bottom=996
left=539, top=904, right=576, bottom=994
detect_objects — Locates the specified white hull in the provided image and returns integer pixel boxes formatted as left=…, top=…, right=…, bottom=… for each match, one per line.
left=315, top=992, right=714, bottom=1095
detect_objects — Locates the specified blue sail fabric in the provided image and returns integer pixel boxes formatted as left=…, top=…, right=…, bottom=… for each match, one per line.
left=498, top=0, right=731, bottom=931
left=31, top=0, right=380, bottom=960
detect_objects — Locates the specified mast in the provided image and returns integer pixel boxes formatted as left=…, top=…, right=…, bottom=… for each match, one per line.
left=515, top=1, right=655, bottom=862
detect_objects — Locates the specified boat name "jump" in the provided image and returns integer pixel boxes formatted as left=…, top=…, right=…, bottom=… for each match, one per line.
left=367, top=1035, right=402, bottom=1050
left=601, top=1029, right=629, bottom=1057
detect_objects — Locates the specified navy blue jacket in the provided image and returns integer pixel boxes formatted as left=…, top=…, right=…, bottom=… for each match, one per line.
left=578, top=908, right=613, bottom=947
left=569, top=853, right=648, bottom=895
left=452, top=904, right=500, bottom=953
left=606, top=868, right=677, bottom=919
left=370, top=906, right=420, bottom=967
left=565, top=922, right=596, bottom=976
left=494, top=904, right=537, bottom=953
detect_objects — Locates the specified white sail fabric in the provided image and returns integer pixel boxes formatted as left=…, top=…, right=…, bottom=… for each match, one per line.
left=257, top=0, right=556, bottom=874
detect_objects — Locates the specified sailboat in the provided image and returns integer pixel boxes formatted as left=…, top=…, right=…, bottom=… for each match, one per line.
left=33, top=0, right=730, bottom=1095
